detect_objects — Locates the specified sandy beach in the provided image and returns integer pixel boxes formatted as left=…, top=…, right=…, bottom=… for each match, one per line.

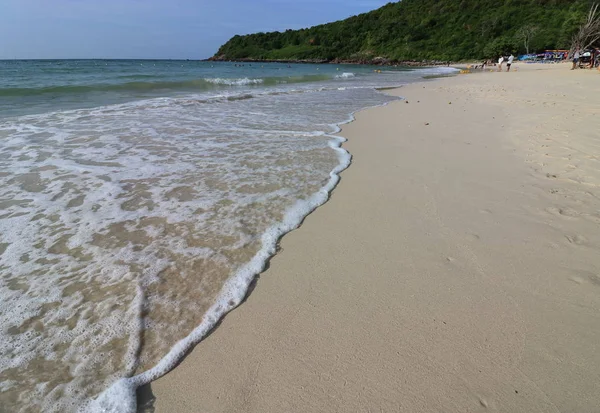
left=147, top=63, right=600, bottom=412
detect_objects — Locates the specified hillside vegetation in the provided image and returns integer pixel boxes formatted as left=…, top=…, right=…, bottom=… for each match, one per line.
left=213, top=0, right=590, bottom=62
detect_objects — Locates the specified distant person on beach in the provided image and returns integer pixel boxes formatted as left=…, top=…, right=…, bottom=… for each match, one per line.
left=507, top=54, right=514, bottom=71
left=498, top=56, right=504, bottom=72
left=571, top=48, right=580, bottom=70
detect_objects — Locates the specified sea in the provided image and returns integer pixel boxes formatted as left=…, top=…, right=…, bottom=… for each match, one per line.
left=0, top=59, right=458, bottom=412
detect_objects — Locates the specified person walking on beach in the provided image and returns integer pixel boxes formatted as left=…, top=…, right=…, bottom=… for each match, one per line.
left=498, top=55, right=504, bottom=72
left=571, top=48, right=580, bottom=70
left=506, top=54, right=514, bottom=71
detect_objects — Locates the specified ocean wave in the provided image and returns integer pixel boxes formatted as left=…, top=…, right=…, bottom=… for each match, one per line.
left=417, top=66, right=461, bottom=76
left=0, top=79, right=248, bottom=97
left=0, top=74, right=344, bottom=98
left=204, top=77, right=264, bottom=86
left=8, top=85, right=372, bottom=120
left=334, top=72, right=356, bottom=79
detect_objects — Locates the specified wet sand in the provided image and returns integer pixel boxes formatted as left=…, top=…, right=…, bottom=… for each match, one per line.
left=148, top=63, right=600, bottom=412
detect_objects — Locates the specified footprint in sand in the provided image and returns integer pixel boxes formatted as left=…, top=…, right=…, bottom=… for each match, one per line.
left=466, top=233, right=481, bottom=241
left=570, top=276, right=585, bottom=284
left=570, top=271, right=600, bottom=287
left=564, top=234, right=587, bottom=246
left=545, top=206, right=579, bottom=219
left=585, top=213, right=600, bottom=225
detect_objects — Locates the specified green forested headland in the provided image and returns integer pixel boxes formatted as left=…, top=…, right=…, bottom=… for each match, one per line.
left=212, top=0, right=590, bottom=62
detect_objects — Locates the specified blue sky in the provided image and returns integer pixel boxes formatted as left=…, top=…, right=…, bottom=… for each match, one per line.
left=0, top=0, right=390, bottom=59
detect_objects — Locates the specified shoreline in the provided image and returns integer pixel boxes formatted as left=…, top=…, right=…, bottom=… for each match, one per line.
left=93, top=79, right=404, bottom=412
left=148, top=63, right=600, bottom=412
left=205, top=57, right=455, bottom=67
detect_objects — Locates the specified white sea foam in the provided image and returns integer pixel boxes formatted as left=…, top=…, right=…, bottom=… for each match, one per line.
left=204, top=77, right=265, bottom=86
left=416, top=66, right=461, bottom=76
left=334, top=72, right=356, bottom=79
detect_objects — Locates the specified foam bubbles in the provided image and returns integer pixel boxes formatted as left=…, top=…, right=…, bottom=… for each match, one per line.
left=335, top=72, right=356, bottom=79
left=204, top=77, right=265, bottom=86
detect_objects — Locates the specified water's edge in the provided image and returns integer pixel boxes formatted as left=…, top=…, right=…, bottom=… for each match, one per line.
left=87, top=86, right=407, bottom=413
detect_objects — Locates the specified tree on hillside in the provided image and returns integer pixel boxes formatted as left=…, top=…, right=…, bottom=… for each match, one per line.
left=516, top=25, right=538, bottom=54
left=572, top=3, right=600, bottom=50
left=480, top=15, right=501, bottom=39
left=484, top=37, right=517, bottom=58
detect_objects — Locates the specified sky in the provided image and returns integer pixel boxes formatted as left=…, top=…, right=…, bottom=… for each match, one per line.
left=0, top=0, right=390, bottom=59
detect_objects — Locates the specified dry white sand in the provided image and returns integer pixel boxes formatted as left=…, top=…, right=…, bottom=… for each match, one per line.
left=147, top=63, right=600, bottom=412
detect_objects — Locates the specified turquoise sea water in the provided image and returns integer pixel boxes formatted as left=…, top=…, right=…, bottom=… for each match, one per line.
left=0, top=60, right=458, bottom=412
left=1, top=60, right=416, bottom=117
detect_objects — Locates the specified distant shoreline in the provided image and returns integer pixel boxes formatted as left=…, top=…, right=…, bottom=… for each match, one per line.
left=0, top=57, right=454, bottom=67
left=205, top=56, right=454, bottom=67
